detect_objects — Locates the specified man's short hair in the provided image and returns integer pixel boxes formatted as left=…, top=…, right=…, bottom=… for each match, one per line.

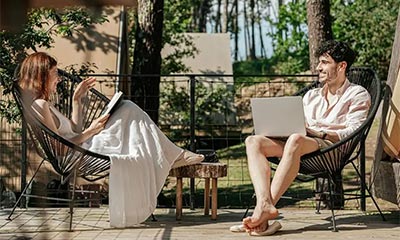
left=316, top=40, right=357, bottom=70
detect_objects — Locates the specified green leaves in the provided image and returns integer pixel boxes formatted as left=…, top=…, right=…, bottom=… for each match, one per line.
left=265, top=0, right=309, bottom=74
left=159, top=81, right=234, bottom=125
left=0, top=99, right=20, bottom=124
left=0, top=7, right=108, bottom=124
left=332, top=0, right=398, bottom=80
left=161, top=0, right=197, bottom=74
left=235, top=0, right=397, bottom=81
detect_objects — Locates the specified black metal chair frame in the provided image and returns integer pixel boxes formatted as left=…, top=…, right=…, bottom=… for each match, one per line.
left=242, top=67, right=385, bottom=231
left=7, top=70, right=113, bottom=231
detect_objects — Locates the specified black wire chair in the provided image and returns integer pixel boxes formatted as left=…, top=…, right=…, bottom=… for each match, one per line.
left=8, top=69, right=161, bottom=230
left=7, top=70, right=112, bottom=231
left=243, top=67, right=385, bottom=231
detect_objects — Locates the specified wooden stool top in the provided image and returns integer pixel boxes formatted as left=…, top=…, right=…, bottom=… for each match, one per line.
left=169, top=162, right=227, bottom=178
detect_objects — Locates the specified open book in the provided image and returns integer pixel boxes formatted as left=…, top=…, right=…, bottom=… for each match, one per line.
left=102, top=91, right=123, bottom=116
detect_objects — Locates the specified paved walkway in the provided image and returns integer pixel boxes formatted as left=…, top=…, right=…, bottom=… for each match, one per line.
left=0, top=206, right=399, bottom=240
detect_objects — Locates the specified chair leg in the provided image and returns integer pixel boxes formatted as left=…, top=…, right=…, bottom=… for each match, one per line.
left=364, top=184, right=386, bottom=221
left=350, top=161, right=386, bottom=221
left=327, top=177, right=338, bottom=232
left=7, top=159, right=45, bottom=221
left=242, top=193, right=256, bottom=220
left=69, top=167, right=77, bottom=232
left=315, top=177, right=326, bottom=214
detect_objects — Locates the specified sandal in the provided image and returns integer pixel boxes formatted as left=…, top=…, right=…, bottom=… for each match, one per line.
left=249, top=221, right=282, bottom=236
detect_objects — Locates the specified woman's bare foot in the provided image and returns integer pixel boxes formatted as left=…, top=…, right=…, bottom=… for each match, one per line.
left=171, top=150, right=205, bottom=168
left=242, top=200, right=279, bottom=230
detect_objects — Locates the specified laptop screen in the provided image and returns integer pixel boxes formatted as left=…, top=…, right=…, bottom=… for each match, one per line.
left=250, top=96, right=306, bottom=137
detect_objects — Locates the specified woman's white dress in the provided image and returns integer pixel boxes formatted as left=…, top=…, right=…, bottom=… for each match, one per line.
left=51, top=100, right=183, bottom=228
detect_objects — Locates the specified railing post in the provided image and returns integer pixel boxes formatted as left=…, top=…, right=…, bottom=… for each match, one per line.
left=189, top=75, right=196, bottom=210
left=20, top=118, right=27, bottom=207
left=360, top=137, right=366, bottom=211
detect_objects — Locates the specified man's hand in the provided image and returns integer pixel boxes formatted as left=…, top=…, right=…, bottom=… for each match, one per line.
left=306, top=127, right=324, bottom=138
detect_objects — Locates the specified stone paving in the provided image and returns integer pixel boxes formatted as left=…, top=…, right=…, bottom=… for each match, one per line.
left=0, top=206, right=399, bottom=240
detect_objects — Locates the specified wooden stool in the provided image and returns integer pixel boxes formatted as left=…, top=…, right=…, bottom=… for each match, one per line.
left=169, top=162, right=227, bottom=220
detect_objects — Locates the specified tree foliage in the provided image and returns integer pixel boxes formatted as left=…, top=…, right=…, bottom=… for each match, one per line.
left=264, top=0, right=309, bottom=74
left=159, top=81, right=234, bottom=146
left=234, top=0, right=398, bottom=81
left=162, top=0, right=198, bottom=74
left=332, top=0, right=398, bottom=80
left=0, top=7, right=107, bottom=123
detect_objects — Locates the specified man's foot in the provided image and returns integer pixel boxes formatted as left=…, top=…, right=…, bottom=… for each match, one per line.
left=171, top=150, right=205, bottom=168
left=248, top=220, right=269, bottom=233
left=248, top=221, right=282, bottom=236
left=242, top=201, right=279, bottom=230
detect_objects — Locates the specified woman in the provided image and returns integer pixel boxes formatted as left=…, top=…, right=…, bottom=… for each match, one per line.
left=17, top=52, right=204, bottom=227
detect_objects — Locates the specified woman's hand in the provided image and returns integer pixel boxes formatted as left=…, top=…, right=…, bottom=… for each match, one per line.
left=73, top=77, right=96, bottom=103
left=68, top=114, right=110, bottom=145
left=85, top=114, right=110, bottom=136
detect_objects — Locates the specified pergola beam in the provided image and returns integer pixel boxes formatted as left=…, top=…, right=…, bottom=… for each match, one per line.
left=0, top=0, right=137, bottom=32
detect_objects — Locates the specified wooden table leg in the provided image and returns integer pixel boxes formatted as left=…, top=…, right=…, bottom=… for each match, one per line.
left=211, top=178, right=218, bottom=220
left=204, top=178, right=210, bottom=215
left=176, top=177, right=183, bottom=220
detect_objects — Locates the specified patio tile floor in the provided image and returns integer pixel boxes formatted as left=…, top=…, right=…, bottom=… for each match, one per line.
left=0, top=206, right=399, bottom=239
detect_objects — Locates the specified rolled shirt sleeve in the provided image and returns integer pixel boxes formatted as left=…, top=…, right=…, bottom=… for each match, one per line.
left=334, top=89, right=370, bottom=139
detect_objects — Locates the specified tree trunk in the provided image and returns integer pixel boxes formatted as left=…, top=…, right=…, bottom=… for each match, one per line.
left=306, top=0, right=333, bottom=73
left=222, top=0, right=229, bottom=33
left=256, top=0, right=266, bottom=58
left=198, top=0, right=212, bottom=32
left=306, top=0, right=343, bottom=209
left=233, top=0, right=239, bottom=61
left=249, top=0, right=256, bottom=60
left=131, top=0, right=164, bottom=124
left=215, top=0, right=222, bottom=32
left=243, top=2, right=250, bottom=59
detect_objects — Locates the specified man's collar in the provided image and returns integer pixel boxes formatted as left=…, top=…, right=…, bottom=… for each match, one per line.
left=321, top=78, right=350, bottom=96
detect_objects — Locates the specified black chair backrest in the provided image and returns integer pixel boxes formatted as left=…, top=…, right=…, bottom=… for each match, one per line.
left=298, top=67, right=382, bottom=176
left=12, top=70, right=111, bottom=182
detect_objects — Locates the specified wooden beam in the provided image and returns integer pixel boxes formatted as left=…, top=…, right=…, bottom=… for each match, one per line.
left=29, top=0, right=137, bottom=8
left=0, top=0, right=137, bottom=32
left=0, top=0, right=29, bottom=32
left=372, top=7, right=400, bottom=205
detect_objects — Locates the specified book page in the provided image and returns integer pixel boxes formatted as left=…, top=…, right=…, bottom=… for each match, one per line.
left=102, top=91, right=123, bottom=116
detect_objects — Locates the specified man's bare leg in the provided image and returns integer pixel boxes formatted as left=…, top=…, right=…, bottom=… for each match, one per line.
left=242, top=135, right=284, bottom=230
left=243, top=134, right=320, bottom=231
left=270, top=135, right=319, bottom=203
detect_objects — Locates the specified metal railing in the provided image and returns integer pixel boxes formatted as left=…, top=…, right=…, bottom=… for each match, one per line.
left=0, top=73, right=317, bottom=208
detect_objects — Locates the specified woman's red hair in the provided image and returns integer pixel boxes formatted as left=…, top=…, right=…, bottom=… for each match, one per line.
left=18, top=52, right=57, bottom=101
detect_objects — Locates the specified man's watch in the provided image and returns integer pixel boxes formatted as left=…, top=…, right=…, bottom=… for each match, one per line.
left=321, top=131, right=327, bottom=139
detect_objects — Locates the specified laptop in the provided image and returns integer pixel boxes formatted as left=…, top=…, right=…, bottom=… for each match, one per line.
left=250, top=96, right=307, bottom=137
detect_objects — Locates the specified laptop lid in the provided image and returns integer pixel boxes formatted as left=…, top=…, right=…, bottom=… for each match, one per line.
left=250, top=96, right=306, bottom=137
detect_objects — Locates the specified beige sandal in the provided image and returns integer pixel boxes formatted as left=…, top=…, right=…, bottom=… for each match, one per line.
left=249, top=221, right=282, bottom=236
left=171, top=150, right=204, bottom=168
left=229, top=224, right=246, bottom=233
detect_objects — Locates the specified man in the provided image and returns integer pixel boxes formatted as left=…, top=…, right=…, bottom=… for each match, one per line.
left=238, top=40, right=371, bottom=236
